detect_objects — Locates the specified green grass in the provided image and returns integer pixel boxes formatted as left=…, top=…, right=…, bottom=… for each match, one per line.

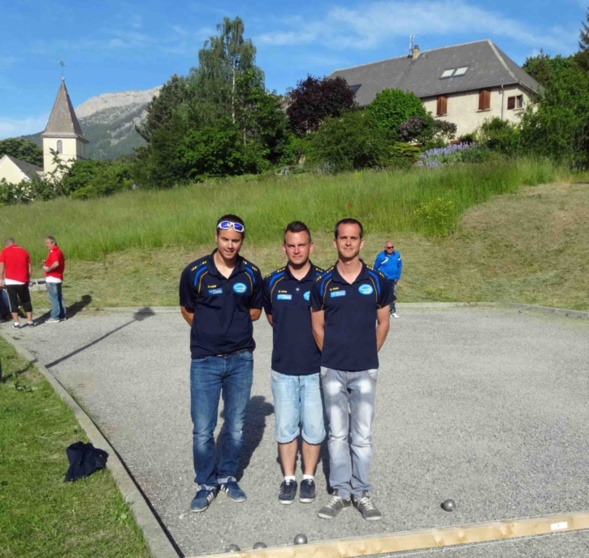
left=0, top=157, right=577, bottom=263
left=0, top=337, right=151, bottom=558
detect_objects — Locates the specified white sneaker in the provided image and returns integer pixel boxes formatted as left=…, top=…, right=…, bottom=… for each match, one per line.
left=392, top=313, right=400, bottom=319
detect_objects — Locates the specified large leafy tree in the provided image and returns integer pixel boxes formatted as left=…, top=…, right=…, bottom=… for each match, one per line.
left=520, top=55, right=589, bottom=168
left=366, top=89, right=432, bottom=142
left=286, top=75, right=356, bottom=135
left=576, top=7, right=589, bottom=72
left=0, top=137, right=43, bottom=166
left=138, top=17, right=288, bottom=187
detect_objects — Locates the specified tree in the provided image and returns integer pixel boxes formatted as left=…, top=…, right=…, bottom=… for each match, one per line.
left=576, top=8, right=589, bottom=72
left=366, top=89, right=431, bottom=141
left=308, top=110, right=387, bottom=171
left=0, top=137, right=43, bottom=166
left=286, top=76, right=356, bottom=135
left=520, top=55, right=589, bottom=168
left=136, top=74, right=190, bottom=141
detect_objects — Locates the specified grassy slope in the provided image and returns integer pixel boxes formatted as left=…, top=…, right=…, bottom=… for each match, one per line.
left=0, top=337, right=151, bottom=558
left=26, top=180, right=589, bottom=311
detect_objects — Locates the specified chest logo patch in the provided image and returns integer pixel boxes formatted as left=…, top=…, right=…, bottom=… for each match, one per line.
left=303, top=291, right=310, bottom=301
left=208, top=288, right=223, bottom=295
left=233, top=282, right=247, bottom=294
left=359, top=284, right=374, bottom=296
left=277, top=294, right=292, bottom=300
left=330, top=290, right=346, bottom=298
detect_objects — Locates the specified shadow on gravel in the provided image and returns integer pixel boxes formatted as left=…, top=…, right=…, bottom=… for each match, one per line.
left=37, top=294, right=93, bottom=324
left=45, top=306, right=156, bottom=369
left=237, top=395, right=274, bottom=479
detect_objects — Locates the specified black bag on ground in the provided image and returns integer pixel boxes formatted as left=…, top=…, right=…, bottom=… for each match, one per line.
left=64, top=441, right=109, bottom=482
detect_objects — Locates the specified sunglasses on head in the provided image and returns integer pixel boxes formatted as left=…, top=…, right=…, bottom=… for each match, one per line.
left=217, top=220, right=245, bottom=233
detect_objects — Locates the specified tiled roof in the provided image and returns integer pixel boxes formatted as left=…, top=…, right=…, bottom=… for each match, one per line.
left=41, top=79, right=88, bottom=142
left=329, top=40, right=541, bottom=106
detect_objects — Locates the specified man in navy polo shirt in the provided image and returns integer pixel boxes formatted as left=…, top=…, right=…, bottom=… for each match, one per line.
left=311, top=218, right=392, bottom=521
left=263, top=221, right=325, bottom=505
left=179, top=214, right=263, bottom=513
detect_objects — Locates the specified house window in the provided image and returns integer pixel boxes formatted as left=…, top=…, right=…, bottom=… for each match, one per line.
left=436, top=96, right=448, bottom=116
left=441, top=69, right=455, bottom=78
left=349, top=84, right=361, bottom=94
left=507, top=95, right=524, bottom=110
left=478, top=90, right=491, bottom=111
left=56, top=140, right=63, bottom=154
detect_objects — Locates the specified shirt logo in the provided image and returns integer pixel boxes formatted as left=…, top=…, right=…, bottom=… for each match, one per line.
left=359, top=284, right=374, bottom=296
left=330, top=290, right=346, bottom=298
left=233, top=282, right=247, bottom=294
left=303, top=291, right=310, bottom=301
left=208, top=288, right=223, bottom=295
left=277, top=294, right=292, bottom=300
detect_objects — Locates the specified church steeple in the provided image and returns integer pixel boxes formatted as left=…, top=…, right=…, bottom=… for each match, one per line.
left=41, top=78, right=88, bottom=176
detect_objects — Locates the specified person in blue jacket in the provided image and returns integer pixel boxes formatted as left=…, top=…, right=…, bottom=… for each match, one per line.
left=373, top=241, right=402, bottom=318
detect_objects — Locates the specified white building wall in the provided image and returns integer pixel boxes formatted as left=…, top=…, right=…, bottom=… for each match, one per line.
left=43, top=137, right=84, bottom=176
left=422, top=85, right=532, bottom=138
left=0, top=157, right=30, bottom=184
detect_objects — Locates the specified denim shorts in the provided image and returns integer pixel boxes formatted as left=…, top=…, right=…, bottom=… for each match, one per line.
left=271, top=370, right=326, bottom=445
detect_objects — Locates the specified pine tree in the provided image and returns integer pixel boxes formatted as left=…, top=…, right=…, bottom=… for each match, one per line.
left=576, top=7, right=589, bottom=71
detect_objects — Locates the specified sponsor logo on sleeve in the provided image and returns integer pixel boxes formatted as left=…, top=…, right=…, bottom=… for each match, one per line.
left=359, top=284, right=374, bottom=295
left=233, top=282, right=247, bottom=294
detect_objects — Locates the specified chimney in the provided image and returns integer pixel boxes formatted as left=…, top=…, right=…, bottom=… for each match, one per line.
left=412, top=45, right=420, bottom=60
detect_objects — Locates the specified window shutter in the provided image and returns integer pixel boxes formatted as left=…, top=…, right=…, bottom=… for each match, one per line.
left=437, top=96, right=448, bottom=116
left=479, top=90, right=490, bottom=110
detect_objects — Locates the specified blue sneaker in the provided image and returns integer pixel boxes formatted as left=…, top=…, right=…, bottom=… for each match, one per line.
left=218, top=476, right=246, bottom=502
left=190, top=486, right=218, bottom=513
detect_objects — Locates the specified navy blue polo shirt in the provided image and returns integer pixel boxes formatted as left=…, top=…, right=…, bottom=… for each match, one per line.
left=179, top=251, right=263, bottom=358
left=263, top=263, right=324, bottom=376
left=310, top=261, right=392, bottom=372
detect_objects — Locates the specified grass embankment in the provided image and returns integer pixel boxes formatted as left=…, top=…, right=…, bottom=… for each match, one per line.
left=1, top=157, right=588, bottom=310
left=0, top=337, right=151, bottom=558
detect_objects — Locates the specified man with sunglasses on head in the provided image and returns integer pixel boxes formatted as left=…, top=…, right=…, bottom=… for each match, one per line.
left=263, top=221, right=325, bottom=506
left=374, top=241, right=402, bottom=318
left=179, top=215, right=263, bottom=513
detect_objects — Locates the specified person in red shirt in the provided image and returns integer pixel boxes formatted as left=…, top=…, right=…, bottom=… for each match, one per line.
left=42, top=236, right=66, bottom=323
left=0, top=238, right=34, bottom=329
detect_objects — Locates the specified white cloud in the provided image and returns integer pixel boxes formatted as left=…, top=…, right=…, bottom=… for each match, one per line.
left=0, top=114, right=48, bottom=140
left=255, top=0, right=577, bottom=54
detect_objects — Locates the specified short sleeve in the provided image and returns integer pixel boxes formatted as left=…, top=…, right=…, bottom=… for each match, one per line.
left=262, top=277, right=272, bottom=315
left=310, top=280, right=323, bottom=311
left=179, top=266, right=196, bottom=312
left=250, top=268, right=263, bottom=309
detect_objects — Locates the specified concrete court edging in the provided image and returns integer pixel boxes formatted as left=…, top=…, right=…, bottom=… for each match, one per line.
left=1, top=333, right=180, bottom=558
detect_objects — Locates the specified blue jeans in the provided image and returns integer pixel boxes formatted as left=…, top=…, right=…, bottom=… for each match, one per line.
left=271, top=370, right=325, bottom=445
left=321, top=367, right=378, bottom=499
left=46, top=282, right=66, bottom=320
left=389, top=280, right=397, bottom=313
left=190, top=351, right=253, bottom=486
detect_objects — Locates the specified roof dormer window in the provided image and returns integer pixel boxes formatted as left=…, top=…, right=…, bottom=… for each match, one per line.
left=440, top=66, right=469, bottom=79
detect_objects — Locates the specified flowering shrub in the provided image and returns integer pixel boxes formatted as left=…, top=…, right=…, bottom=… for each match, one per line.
left=417, top=142, right=493, bottom=168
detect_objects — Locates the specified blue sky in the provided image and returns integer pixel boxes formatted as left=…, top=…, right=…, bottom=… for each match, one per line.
left=0, top=0, right=586, bottom=139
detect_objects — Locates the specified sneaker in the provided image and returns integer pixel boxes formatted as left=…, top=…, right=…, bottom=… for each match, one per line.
left=219, top=476, right=246, bottom=502
left=11, top=323, right=21, bottom=330
left=352, top=491, right=382, bottom=521
left=27, top=321, right=35, bottom=327
left=47, top=318, right=60, bottom=324
left=279, top=480, right=297, bottom=504
left=299, top=479, right=316, bottom=503
left=391, top=313, right=399, bottom=319
left=317, top=492, right=351, bottom=519
left=190, top=486, right=218, bottom=513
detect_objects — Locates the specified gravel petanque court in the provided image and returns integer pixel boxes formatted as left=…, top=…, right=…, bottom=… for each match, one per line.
left=4, top=305, right=589, bottom=557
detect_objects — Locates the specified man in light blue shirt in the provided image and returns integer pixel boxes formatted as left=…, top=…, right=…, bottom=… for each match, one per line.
left=373, top=241, right=402, bottom=318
